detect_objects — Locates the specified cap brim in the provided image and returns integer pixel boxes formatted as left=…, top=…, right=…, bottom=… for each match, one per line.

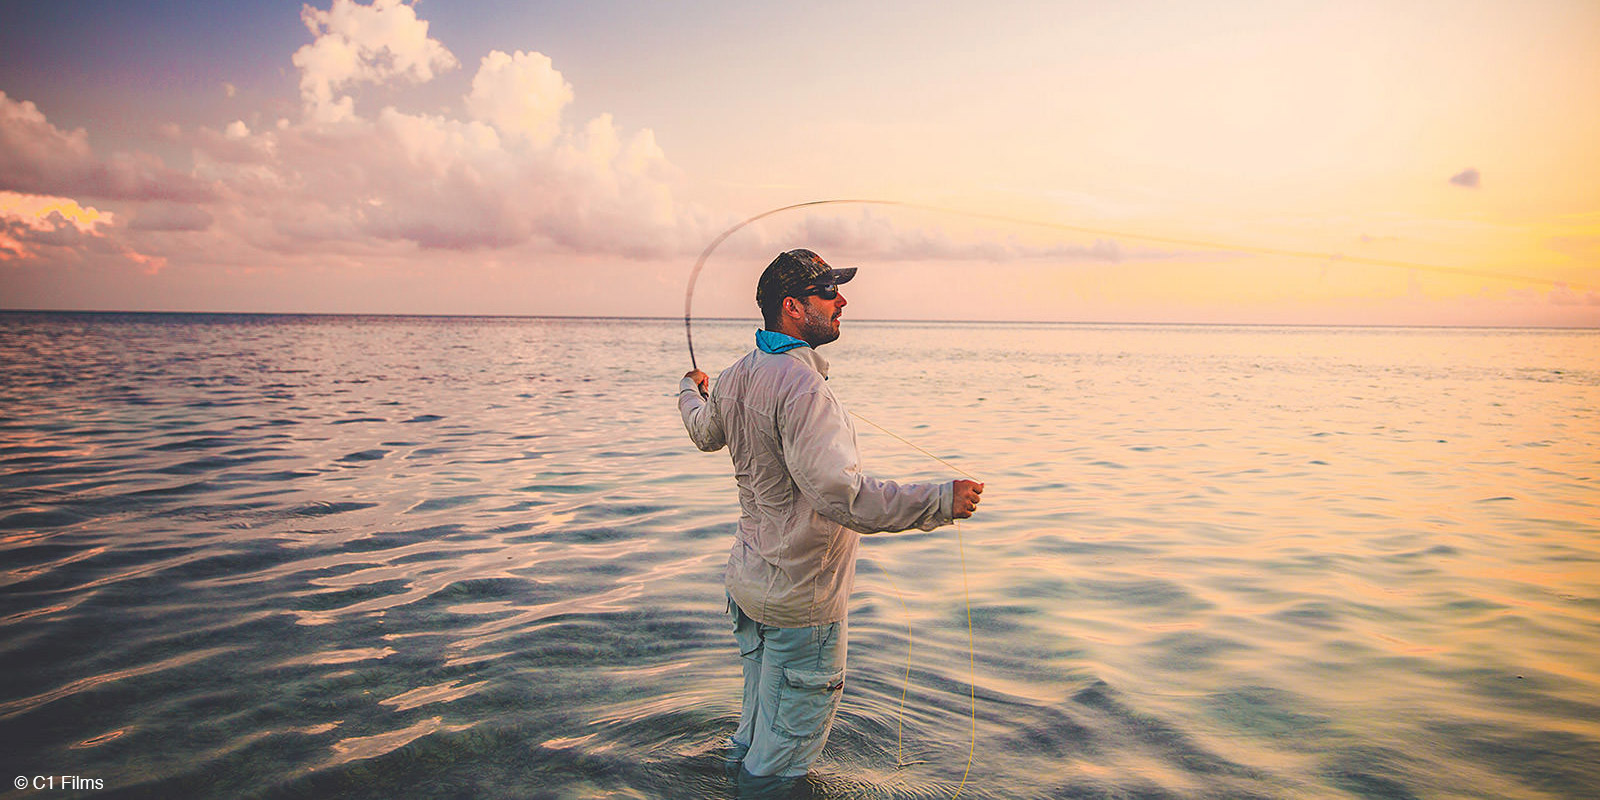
left=828, top=267, right=857, bottom=285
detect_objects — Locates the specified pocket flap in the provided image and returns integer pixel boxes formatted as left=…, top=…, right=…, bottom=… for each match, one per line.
left=783, top=667, right=843, bottom=692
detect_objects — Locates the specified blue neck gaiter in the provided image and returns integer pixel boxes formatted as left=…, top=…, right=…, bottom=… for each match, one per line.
left=756, top=329, right=808, bottom=355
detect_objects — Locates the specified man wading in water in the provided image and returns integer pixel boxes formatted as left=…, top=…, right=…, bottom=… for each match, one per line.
left=678, top=248, right=984, bottom=790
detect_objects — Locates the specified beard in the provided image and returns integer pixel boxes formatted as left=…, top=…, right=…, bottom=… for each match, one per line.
left=799, top=301, right=840, bottom=347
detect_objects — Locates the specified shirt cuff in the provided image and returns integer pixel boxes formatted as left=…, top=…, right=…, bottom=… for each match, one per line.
left=679, top=375, right=703, bottom=396
left=939, top=480, right=955, bottom=523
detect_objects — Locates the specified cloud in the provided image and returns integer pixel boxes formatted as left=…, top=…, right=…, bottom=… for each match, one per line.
left=130, top=203, right=215, bottom=232
left=0, top=191, right=162, bottom=270
left=0, top=191, right=113, bottom=234
left=791, top=211, right=1008, bottom=261
left=0, top=92, right=214, bottom=202
left=1449, top=168, right=1480, bottom=188
left=186, top=94, right=689, bottom=255
left=779, top=208, right=1178, bottom=264
left=292, top=0, right=458, bottom=123
left=172, top=0, right=703, bottom=258
left=466, top=50, right=573, bottom=147
left=1547, top=283, right=1600, bottom=307
left=0, top=0, right=710, bottom=275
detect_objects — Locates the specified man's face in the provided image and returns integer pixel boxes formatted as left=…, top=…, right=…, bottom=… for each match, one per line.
left=795, top=289, right=847, bottom=347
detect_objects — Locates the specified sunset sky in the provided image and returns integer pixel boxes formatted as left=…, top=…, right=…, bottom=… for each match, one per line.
left=2, top=0, right=1596, bottom=325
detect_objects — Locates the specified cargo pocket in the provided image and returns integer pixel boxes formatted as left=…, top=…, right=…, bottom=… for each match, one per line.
left=773, top=667, right=844, bottom=739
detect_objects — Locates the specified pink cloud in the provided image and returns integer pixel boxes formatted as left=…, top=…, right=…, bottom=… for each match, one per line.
left=292, top=0, right=459, bottom=123
left=775, top=207, right=1185, bottom=264
left=175, top=0, right=707, bottom=259
left=130, top=203, right=215, bottom=232
left=1449, top=168, right=1481, bottom=188
left=0, top=92, right=215, bottom=202
left=1548, top=283, right=1599, bottom=307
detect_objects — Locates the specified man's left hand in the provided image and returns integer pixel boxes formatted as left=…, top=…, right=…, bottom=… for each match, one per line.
left=953, top=479, right=984, bottom=518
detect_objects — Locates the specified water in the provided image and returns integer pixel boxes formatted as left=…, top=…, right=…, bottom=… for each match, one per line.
left=1, top=312, right=1596, bottom=799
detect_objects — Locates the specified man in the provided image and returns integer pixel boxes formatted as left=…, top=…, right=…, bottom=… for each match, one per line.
left=678, top=248, right=983, bottom=785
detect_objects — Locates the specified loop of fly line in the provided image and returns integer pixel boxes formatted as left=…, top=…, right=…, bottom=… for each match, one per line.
left=684, top=198, right=1581, bottom=371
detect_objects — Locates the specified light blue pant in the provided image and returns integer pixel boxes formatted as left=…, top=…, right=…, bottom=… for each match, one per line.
left=727, top=596, right=848, bottom=779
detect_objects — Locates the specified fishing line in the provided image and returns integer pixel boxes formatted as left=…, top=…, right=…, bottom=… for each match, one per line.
left=852, top=409, right=980, bottom=797
left=870, top=559, right=920, bottom=769
left=683, top=198, right=1584, bottom=370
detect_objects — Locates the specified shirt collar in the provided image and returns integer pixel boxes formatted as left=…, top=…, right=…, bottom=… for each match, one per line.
left=756, top=329, right=829, bottom=379
left=756, top=328, right=808, bottom=354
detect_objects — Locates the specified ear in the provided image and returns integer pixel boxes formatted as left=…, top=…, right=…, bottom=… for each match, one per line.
left=782, top=296, right=804, bottom=319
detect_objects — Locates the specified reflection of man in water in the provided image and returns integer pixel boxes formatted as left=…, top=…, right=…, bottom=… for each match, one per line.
left=678, top=248, right=983, bottom=787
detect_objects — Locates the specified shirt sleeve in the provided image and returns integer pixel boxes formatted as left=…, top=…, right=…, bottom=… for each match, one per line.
left=780, top=385, right=953, bottom=533
left=678, top=375, right=726, bottom=452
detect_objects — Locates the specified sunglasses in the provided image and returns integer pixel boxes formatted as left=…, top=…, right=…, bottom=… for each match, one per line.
left=797, top=284, right=840, bottom=301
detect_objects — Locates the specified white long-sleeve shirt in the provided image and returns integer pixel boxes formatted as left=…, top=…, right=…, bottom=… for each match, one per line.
left=679, top=342, right=953, bottom=627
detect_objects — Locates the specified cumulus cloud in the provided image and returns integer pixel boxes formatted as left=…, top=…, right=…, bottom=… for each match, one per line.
left=0, top=92, right=213, bottom=201
left=185, top=93, right=686, bottom=255
left=291, top=0, right=458, bottom=123
left=466, top=50, right=573, bottom=147
left=175, top=0, right=698, bottom=257
left=1449, top=168, right=1480, bottom=188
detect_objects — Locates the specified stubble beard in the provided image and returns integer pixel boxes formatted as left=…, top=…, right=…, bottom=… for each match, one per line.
left=800, top=303, right=840, bottom=347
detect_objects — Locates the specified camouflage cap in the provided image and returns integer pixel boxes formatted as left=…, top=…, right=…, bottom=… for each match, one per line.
left=755, top=249, right=858, bottom=309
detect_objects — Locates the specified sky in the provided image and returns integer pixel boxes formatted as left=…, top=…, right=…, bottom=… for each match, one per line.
left=1, top=0, right=1597, bottom=325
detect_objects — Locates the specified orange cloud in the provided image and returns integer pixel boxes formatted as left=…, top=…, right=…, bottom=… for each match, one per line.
left=0, top=191, right=164, bottom=272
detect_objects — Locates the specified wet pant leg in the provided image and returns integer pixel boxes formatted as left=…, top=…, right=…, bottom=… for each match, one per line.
left=728, top=598, right=847, bottom=779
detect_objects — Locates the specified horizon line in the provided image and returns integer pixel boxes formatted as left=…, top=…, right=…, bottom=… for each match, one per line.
left=1, top=308, right=1596, bottom=331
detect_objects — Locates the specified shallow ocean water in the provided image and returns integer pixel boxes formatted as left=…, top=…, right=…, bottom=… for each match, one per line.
left=1, top=312, right=1596, bottom=799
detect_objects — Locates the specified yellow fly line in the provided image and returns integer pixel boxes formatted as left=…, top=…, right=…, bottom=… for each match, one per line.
left=850, top=410, right=980, bottom=798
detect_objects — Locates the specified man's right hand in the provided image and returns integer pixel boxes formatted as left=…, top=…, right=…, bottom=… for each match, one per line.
left=953, top=479, right=984, bottom=519
left=684, top=369, right=709, bottom=398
